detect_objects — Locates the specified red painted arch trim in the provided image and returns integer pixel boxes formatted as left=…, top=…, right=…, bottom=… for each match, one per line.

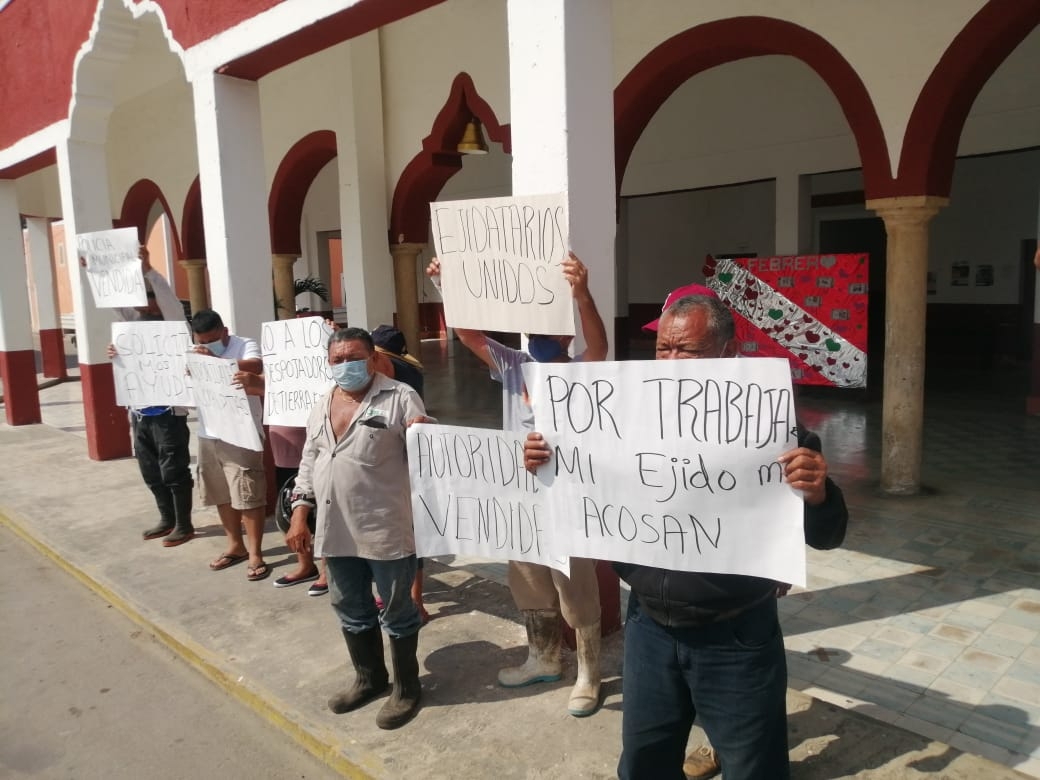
left=0, top=148, right=57, bottom=180
left=389, top=72, right=511, bottom=245
left=268, top=130, right=338, bottom=256
left=898, top=0, right=1040, bottom=198
left=181, top=176, right=205, bottom=260
left=614, top=16, right=892, bottom=199
left=220, top=0, right=448, bottom=81
left=119, top=178, right=183, bottom=260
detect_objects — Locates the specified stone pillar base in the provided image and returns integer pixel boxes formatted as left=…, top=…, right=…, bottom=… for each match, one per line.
left=80, top=362, right=132, bottom=460
left=0, top=350, right=42, bottom=425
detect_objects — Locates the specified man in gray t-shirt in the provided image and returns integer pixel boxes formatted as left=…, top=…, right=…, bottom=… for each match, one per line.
left=426, top=252, right=608, bottom=717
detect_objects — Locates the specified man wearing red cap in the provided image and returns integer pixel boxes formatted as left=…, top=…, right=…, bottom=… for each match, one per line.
left=524, top=288, right=848, bottom=780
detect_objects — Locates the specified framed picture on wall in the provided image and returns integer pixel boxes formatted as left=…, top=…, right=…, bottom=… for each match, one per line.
left=951, top=262, right=970, bottom=286
left=927, top=271, right=937, bottom=295
left=974, top=264, right=994, bottom=286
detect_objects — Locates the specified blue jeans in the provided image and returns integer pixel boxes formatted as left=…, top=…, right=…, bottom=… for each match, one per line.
left=617, top=594, right=789, bottom=780
left=326, top=555, right=421, bottom=639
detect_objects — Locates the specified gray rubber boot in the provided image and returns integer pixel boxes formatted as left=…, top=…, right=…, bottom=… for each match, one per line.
left=142, top=488, right=175, bottom=540
left=568, top=621, right=602, bottom=717
left=497, top=609, right=563, bottom=687
left=328, top=626, right=390, bottom=714
left=376, top=632, right=422, bottom=729
left=163, top=486, right=195, bottom=547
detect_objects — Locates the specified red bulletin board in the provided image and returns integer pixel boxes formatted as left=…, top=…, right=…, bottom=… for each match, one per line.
left=705, top=253, right=869, bottom=388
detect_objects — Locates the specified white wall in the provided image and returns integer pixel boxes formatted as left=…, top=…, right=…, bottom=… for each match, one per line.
left=930, top=149, right=1040, bottom=305
left=106, top=78, right=198, bottom=221
left=380, top=0, right=511, bottom=196
left=622, top=55, right=858, bottom=195
left=624, top=180, right=775, bottom=303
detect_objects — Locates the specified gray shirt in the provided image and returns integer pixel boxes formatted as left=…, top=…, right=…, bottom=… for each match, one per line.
left=294, top=372, right=429, bottom=560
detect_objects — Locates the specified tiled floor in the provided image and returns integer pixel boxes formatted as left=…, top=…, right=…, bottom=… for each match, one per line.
left=13, top=336, right=1040, bottom=776
left=425, top=343, right=1040, bottom=776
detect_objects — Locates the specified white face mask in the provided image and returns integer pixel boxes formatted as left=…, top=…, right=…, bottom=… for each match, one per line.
left=331, top=359, right=370, bottom=391
left=202, top=338, right=227, bottom=357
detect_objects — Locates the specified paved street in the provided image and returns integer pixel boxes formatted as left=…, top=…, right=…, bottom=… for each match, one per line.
left=0, top=524, right=342, bottom=780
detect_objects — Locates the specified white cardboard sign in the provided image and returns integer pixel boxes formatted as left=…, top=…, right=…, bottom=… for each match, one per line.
left=77, top=227, right=147, bottom=308
left=429, top=192, right=575, bottom=335
left=523, top=358, right=807, bottom=586
left=185, top=352, right=263, bottom=451
left=260, top=318, right=334, bottom=426
left=111, top=321, right=195, bottom=407
left=407, top=424, right=569, bottom=574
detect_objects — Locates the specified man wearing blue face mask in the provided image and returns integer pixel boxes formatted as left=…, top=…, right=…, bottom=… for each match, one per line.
left=286, top=327, right=433, bottom=730
left=190, top=309, right=269, bottom=581
left=425, top=252, right=609, bottom=717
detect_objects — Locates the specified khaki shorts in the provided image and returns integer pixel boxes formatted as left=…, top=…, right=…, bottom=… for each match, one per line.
left=197, top=437, right=266, bottom=511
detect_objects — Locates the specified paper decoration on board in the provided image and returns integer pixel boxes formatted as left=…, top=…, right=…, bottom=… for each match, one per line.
left=705, top=254, right=869, bottom=388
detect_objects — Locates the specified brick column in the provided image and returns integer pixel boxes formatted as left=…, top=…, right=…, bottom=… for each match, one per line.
left=866, top=195, right=947, bottom=495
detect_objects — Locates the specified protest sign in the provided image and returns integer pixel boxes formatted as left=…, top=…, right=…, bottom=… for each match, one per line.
left=261, top=318, right=334, bottom=426
left=407, top=424, right=568, bottom=574
left=111, top=321, right=195, bottom=407
left=430, top=192, right=574, bottom=335
left=523, top=358, right=807, bottom=586
left=185, top=352, right=263, bottom=451
left=77, top=227, right=147, bottom=308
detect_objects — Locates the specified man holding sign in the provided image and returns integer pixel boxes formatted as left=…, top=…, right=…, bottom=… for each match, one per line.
left=426, top=252, right=608, bottom=718
left=105, top=246, right=195, bottom=547
left=190, top=310, right=269, bottom=581
left=286, top=328, right=433, bottom=730
left=523, top=294, right=848, bottom=780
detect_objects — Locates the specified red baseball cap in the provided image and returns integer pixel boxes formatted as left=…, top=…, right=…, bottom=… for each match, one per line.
left=642, top=283, right=719, bottom=333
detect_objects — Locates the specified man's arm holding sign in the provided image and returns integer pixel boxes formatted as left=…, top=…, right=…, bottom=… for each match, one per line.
left=426, top=251, right=606, bottom=366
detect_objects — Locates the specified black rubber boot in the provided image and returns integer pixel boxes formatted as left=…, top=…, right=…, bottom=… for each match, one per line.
left=163, top=486, right=195, bottom=547
left=328, top=626, right=389, bottom=714
left=142, top=488, right=175, bottom=540
left=376, top=632, right=421, bottom=730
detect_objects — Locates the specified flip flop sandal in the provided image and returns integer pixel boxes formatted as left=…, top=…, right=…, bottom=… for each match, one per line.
left=209, top=552, right=248, bottom=571
left=247, top=563, right=271, bottom=582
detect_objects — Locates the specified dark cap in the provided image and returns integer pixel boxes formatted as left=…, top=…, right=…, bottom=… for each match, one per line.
left=371, top=325, right=423, bottom=368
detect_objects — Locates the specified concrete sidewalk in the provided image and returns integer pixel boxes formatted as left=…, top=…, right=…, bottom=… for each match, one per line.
left=1, top=374, right=1034, bottom=778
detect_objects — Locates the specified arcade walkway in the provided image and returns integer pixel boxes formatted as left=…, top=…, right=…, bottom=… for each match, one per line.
left=1, top=335, right=1037, bottom=778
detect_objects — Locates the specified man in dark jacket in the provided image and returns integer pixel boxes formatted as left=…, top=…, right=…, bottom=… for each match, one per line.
left=523, top=293, right=848, bottom=780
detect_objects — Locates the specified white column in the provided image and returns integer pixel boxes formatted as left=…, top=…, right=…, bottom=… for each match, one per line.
left=336, top=33, right=395, bottom=330
left=507, top=0, right=617, bottom=357
left=192, top=72, right=273, bottom=339
left=774, top=172, right=812, bottom=255
left=0, top=182, right=34, bottom=353
left=25, top=217, right=60, bottom=331
left=56, top=138, right=117, bottom=364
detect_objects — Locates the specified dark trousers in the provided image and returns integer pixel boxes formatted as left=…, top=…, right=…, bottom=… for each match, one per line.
left=133, top=413, right=192, bottom=516
left=618, top=595, right=789, bottom=780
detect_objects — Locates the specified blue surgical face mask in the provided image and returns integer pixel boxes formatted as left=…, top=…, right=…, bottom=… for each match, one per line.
left=527, top=336, right=565, bottom=363
left=202, top=338, right=227, bottom=357
left=331, top=359, right=370, bottom=391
